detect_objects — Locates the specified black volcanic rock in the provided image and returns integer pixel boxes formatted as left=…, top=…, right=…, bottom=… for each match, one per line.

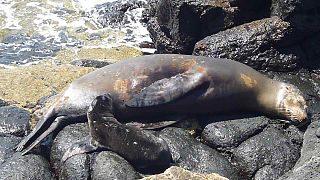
left=143, top=0, right=239, bottom=54
left=0, top=153, right=54, bottom=180
left=202, top=116, right=268, bottom=150
left=0, top=106, right=30, bottom=137
left=193, top=17, right=304, bottom=71
left=50, top=123, right=91, bottom=179
left=232, top=126, right=301, bottom=179
left=91, top=151, right=141, bottom=179
left=278, top=120, right=320, bottom=180
left=159, top=127, right=240, bottom=180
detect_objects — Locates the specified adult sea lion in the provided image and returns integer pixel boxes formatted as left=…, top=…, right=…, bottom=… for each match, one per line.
left=16, top=54, right=307, bottom=161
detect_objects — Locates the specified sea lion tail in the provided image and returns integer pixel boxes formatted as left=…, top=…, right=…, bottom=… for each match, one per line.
left=15, top=107, right=60, bottom=154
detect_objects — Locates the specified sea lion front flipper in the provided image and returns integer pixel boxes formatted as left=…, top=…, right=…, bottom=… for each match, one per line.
left=61, top=136, right=104, bottom=163
left=126, top=69, right=209, bottom=107
left=125, top=115, right=186, bottom=130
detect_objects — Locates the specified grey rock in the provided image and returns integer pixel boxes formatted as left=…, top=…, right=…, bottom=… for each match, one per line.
left=59, top=154, right=91, bottom=180
left=0, top=135, right=22, bottom=164
left=50, top=123, right=90, bottom=179
left=91, top=151, right=140, bottom=180
left=202, top=116, right=268, bottom=150
left=294, top=121, right=320, bottom=169
left=232, top=126, right=300, bottom=179
left=70, top=59, right=111, bottom=68
left=0, top=106, right=30, bottom=136
left=144, top=0, right=239, bottom=54
left=279, top=121, right=320, bottom=180
left=0, top=153, right=54, bottom=180
left=193, top=17, right=303, bottom=71
left=159, top=127, right=240, bottom=180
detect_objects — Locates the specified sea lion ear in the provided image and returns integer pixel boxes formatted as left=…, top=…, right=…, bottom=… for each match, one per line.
left=126, top=69, right=209, bottom=107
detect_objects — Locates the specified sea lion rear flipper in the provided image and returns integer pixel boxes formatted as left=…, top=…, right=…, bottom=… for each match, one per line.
left=19, top=116, right=65, bottom=155
left=126, top=69, right=209, bottom=107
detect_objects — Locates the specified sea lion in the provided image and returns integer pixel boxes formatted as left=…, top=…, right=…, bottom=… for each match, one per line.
left=16, top=54, right=307, bottom=159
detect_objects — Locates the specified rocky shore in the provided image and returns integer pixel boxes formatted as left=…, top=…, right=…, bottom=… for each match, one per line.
left=0, top=0, right=320, bottom=180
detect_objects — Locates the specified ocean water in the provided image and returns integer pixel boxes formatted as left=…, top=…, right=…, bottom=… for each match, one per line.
left=0, top=0, right=153, bottom=67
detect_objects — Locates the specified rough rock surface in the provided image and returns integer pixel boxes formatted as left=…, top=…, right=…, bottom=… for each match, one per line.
left=0, top=106, right=30, bottom=136
left=142, top=166, right=228, bottom=180
left=91, top=151, right=140, bottom=180
left=278, top=121, right=320, bottom=180
left=159, top=127, right=240, bottom=180
left=202, top=116, right=269, bottom=150
left=51, top=123, right=142, bottom=179
left=143, top=0, right=239, bottom=54
left=193, top=17, right=302, bottom=71
left=0, top=135, right=22, bottom=164
left=89, top=0, right=146, bottom=28
left=50, top=123, right=90, bottom=179
left=0, top=153, right=54, bottom=180
left=232, top=125, right=301, bottom=179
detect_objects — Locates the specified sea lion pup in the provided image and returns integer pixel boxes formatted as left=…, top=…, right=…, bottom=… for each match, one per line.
left=16, top=54, right=307, bottom=162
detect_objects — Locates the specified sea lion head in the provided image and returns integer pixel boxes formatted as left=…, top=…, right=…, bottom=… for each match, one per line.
left=276, top=83, right=307, bottom=123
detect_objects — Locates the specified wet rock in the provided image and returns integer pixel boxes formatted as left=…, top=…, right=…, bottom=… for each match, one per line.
left=89, top=0, right=146, bottom=28
left=0, top=153, right=54, bottom=180
left=70, top=59, right=111, bottom=68
left=271, top=0, right=320, bottom=33
left=0, top=135, right=22, bottom=164
left=159, top=127, right=240, bottom=180
left=91, top=151, right=140, bottom=180
left=142, top=166, right=228, bottom=180
left=202, top=116, right=268, bottom=150
left=144, top=0, right=239, bottom=54
left=0, top=106, right=30, bottom=137
left=232, top=126, right=300, bottom=179
left=193, top=17, right=303, bottom=71
left=50, top=123, right=90, bottom=179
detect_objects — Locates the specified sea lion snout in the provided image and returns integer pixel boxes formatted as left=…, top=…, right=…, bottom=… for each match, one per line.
left=277, top=84, right=308, bottom=123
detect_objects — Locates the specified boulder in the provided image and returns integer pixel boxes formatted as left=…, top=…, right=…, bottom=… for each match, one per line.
left=0, top=153, right=54, bottom=180
left=91, top=151, right=140, bottom=180
left=0, top=135, right=22, bottom=164
left=143, top=0, right=239, bottom=54
left=159, top=127, right=240, bottom=180
left=193, top=17, right=304, bottom=71
left=0, top=106, right=30, bottom=137
left=202, top=116, right=268, bottom=150
left=232, top=125, right=301, bottom=179
left=50, top=123, right=91, bottom=179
